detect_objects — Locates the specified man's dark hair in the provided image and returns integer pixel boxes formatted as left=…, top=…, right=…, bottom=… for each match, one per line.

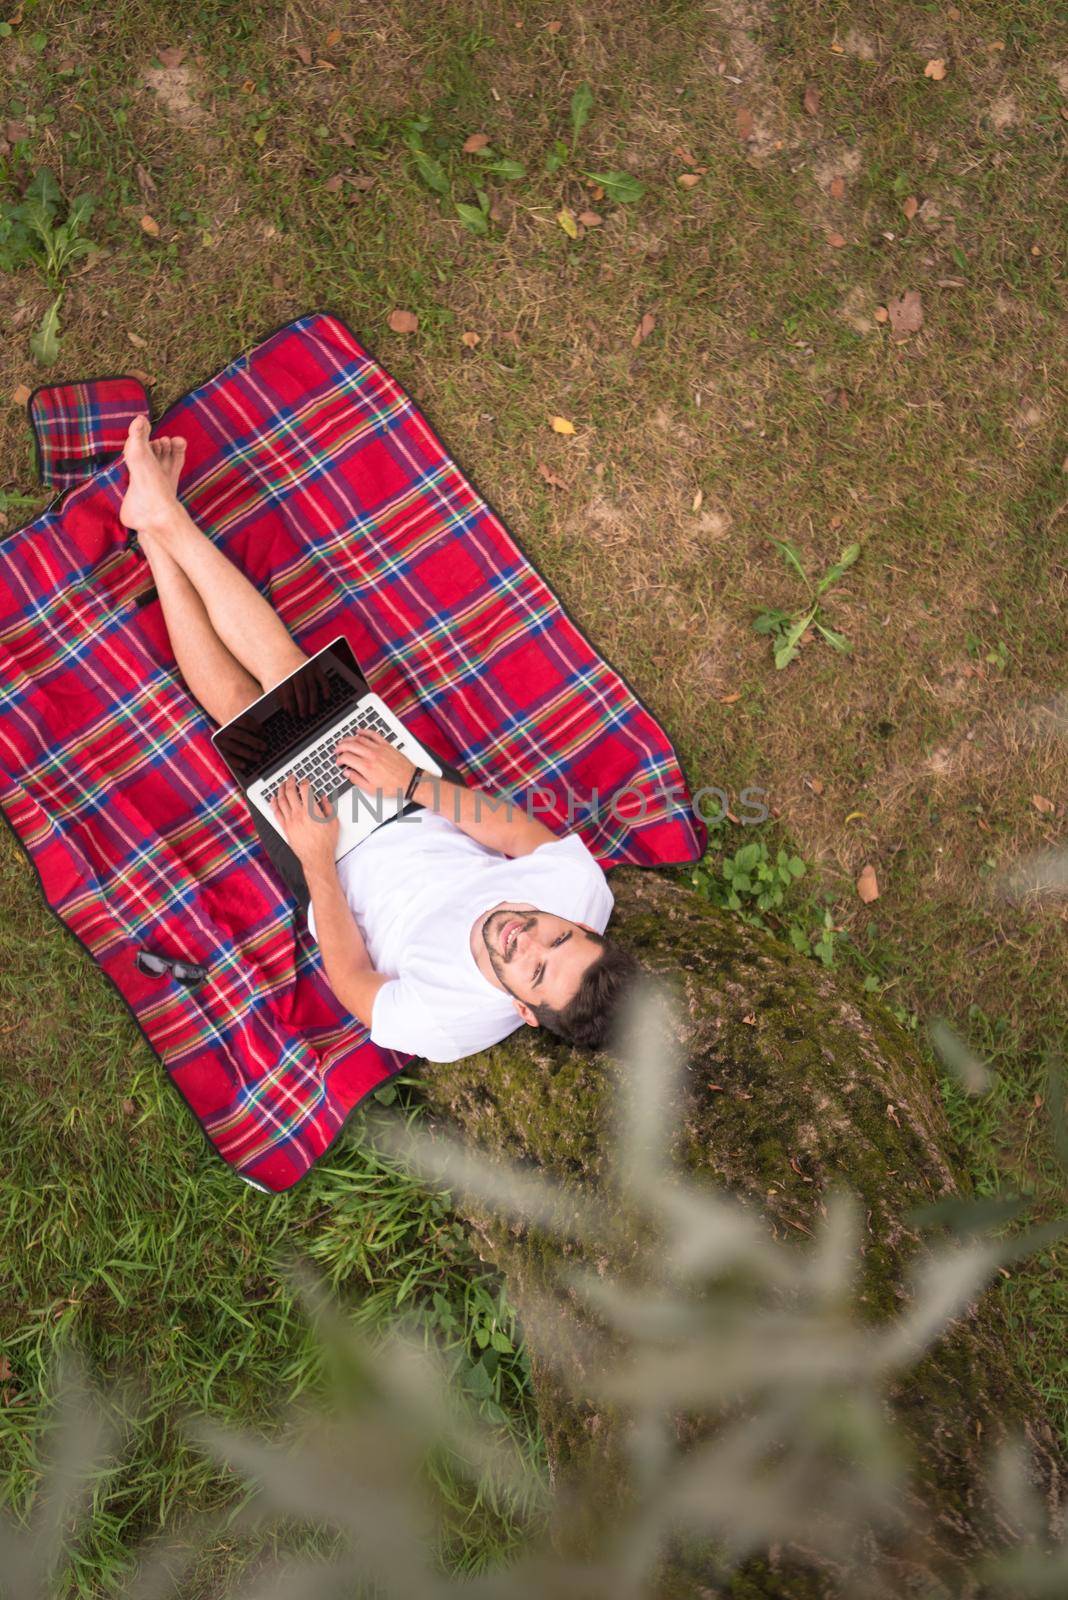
left=530, top=937, right=641, bottom=1053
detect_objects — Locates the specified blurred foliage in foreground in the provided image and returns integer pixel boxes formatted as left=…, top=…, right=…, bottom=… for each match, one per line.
left=2, top=981, right=1067, bottom=1599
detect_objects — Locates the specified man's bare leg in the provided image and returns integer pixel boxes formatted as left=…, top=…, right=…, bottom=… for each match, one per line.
left=119, top=415, right=308, bottom=692
left=137, top=437, right=263, bottom=725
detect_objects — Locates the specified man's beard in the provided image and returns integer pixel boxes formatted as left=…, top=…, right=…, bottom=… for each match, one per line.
left=483, top=909, right=535, bottom=995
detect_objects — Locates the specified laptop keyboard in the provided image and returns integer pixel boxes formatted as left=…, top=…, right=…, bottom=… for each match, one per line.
left=262, top=704, right=400, bottom=806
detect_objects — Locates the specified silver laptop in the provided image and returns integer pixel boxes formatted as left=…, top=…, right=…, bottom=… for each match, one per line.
left=211, top=635, right=443, bottom=864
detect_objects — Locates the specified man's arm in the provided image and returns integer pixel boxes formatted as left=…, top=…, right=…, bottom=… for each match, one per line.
left=409, top=771, right=555, bottom=858
left=304, top=860, right=389, bottom=1027
left=333, top=730, right=559, bottom=858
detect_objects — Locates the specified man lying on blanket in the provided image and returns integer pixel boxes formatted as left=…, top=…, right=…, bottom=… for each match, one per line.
left=119, top=417, right=638, bottom=1063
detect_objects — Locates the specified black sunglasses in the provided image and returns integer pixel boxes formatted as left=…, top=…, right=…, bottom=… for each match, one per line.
left=135, top=949, right=208, bottom=988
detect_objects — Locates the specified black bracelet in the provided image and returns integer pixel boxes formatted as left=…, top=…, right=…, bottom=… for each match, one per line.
left=404, top=765, right=423, bottom=802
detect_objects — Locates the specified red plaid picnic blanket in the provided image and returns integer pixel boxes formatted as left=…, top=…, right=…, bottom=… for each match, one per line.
left=0, top=312, right=705, bottom=1193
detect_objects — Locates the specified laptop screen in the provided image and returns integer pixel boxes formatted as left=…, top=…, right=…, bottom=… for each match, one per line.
left=211, top=635, right=368, bottom=785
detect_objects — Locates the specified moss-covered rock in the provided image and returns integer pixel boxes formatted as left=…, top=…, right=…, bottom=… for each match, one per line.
left=416, top=869, right=1063, bottom=1594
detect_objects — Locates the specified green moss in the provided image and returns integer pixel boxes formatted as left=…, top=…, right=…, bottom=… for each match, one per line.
left=423, top=869, right=1060, bottom=1589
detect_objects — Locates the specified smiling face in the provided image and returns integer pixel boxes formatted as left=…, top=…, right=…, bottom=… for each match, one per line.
left=477, top=903, right=604, bottom=1022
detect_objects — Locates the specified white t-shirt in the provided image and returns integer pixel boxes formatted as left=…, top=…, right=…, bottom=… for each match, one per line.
left=306, top=810, right=614, bottom=1063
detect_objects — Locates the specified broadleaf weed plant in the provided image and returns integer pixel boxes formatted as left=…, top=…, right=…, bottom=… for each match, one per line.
left=0, top=167, right=96, bottom=367
left=753, top=538, right=861, bottom=669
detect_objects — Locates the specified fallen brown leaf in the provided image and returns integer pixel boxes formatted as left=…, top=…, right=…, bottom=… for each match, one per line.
left=127, top=331, right=148, bottom=349
left=5, top=120, right=29, bottom=143
left=673, top=145, right=697, bottom=164
left=537, top=461, right=567, bottom=488
left=742, top=1013, right=757, bottom=1026
left=546, top=19, right=562, bottom=33
left=463, top=132, right=491, bottom=152
left=829, top=175, right=846, bottom=200
left=293, top=42, right=312, bottom=65
left=947, top=5, right=961, bottom=18
left=325, top=26, right=342, bottom=46
left=135, top=163, right=157, bottom=200
left=1032, top=794, right=1055, bottom=815
left=344, top=173, right=376, bottom=192
left=827, top=231, right=846, bottom=248
left=902, top=195, right=919, bottom=220
left=805, top=776, right=824, bottom=795
left=856, top=864, right=880, bottom=903
left=631, top=311, right=656, bottom=347
left=388, top=308, right=419, bottom=334
left=460, top=330, right=480, bottom=348
left=157, top=46, right=186, bottom=69
left=139, top=214, right=160, bottom=237
left=692, top=488, right=703, bottom=512
left=549, top=415, right=576, bottom=435
left=886, top=288, right=924, bottom=340
left=323, top=174, right=343, bottom=193
left=803, top=84, right=821, bottom=115
left=127, top=368, right=155, bottom=387
left=736, top=107, right=754, bottom=140
left=718, top=692, right=742, bottom=704
left=677, top=172, right=702, bottom=188
left=874, top=305, right=889, bottom=323
left=11, top=383, right=31, bottom=407
left=577, top=210, right=602, bottom=226
left=924, top=57, right=947, bottom=79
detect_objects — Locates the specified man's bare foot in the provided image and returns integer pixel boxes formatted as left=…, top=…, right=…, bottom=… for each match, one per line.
left=118, top=415, right=188, bottom=535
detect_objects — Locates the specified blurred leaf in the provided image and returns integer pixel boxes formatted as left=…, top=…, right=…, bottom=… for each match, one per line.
left=569, top=81, right=594, bottom=141
left=455, top=201, right=488, bottom=235
left=813, top=622, right=852, bottom=653
left=815, top=543, right=862, bottom=593
left=478, top=155, right=525, bottom=180
left=582, top=169, right=645, bottom=204
left=906, top=1192, right=1030, bottom=1237
left=409, top=147, right=449, bottom=195
left=772, top=538, right=808, bottom=583
left=928, top=1017, right=994, bottom=1095
left=30, top=293, right=62, bottom=365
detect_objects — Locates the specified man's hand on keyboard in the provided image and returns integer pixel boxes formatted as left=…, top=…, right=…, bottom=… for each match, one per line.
left=275, top=659, right=333, bottom=719
left=270, top=774, right=339, bottom=872
left=335, top=728, right=416, bottom=799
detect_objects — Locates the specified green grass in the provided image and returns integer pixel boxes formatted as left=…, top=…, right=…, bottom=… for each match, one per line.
left=1, top=0, right=1066, bottom=1590
left=0, top=861, right=544, bottom=1589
